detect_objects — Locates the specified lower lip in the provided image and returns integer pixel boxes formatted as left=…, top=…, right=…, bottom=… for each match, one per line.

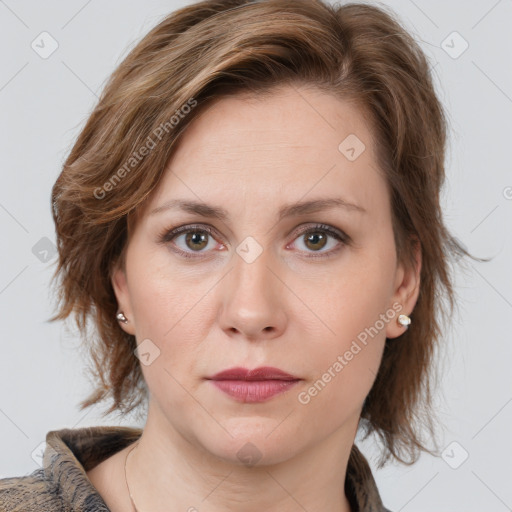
left=209, top=379, right=300, bottom=403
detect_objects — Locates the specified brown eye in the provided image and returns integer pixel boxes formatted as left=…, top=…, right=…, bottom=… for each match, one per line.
left=289, top=223, right=348, bottom=258
left=158, top=222, right=349, bottom=260
left=158, top=224, right=221, bottom=259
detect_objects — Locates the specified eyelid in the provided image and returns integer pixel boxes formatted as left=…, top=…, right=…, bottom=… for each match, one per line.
left=292, top=223, right=349, bottom=243
left=158, top=223, right=219, bottom=243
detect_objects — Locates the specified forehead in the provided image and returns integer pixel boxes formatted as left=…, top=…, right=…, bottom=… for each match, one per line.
left=137, top=85, right=388, bottom=225
left=172, top=85, right=374, bottom=168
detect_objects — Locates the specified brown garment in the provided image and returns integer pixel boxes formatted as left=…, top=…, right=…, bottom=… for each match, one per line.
left=0, top=426, right=391, bottom=511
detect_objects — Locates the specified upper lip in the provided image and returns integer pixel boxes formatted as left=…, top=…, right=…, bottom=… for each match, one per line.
left=207, top=366, right=300, bottom=381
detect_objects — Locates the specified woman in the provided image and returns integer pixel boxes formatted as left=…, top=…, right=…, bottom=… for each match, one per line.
left=0, top=0, right=482, bottom=510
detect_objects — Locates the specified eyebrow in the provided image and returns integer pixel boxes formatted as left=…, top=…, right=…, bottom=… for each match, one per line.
left=150, top=197, right=366, bottom=221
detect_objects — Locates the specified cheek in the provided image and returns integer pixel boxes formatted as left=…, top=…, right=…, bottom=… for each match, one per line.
left=129, top=275, right=181, bottom=340
left=126, top=259, right=210, bottom=410
left=298, top=303, right=387, bottom=416
left=298, top=249, right=394, bottom=409
left=320, top=252, right=395, bottom=345
left=125, top=247, right=220, bottom=378
left=126, top=244, right=200, bottom=335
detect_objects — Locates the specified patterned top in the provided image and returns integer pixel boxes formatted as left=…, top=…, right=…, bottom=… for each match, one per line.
left=0, top=425, right=391, bottom=511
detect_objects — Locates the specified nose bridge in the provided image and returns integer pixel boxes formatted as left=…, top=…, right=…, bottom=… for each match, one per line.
left=219, top=237, right=286, bottom=338
left=231, top=237, right=276, bottom=303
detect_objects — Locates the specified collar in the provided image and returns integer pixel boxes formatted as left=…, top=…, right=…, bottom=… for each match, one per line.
left=43, top=425, right=389, bottom=512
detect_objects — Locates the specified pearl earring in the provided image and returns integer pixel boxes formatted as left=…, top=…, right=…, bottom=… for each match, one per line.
left=397, top=314, right=411, bottom=327
left=116, top=311, right=128, bottom=324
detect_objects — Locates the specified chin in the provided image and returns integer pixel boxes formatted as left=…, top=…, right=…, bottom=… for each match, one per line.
left=196, top=418, right=302, bottom=468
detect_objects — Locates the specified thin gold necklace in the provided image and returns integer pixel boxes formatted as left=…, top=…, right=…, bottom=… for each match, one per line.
left=124, top=441, right=141, bottom=512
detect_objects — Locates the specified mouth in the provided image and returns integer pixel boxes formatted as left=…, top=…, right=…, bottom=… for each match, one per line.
left=206, top=366, right=301, bottom=403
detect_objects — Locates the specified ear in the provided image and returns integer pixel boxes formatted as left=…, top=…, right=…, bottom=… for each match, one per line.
left=385, top=237, right=422, bottom=339
left=111, top=256, right=136, bottom=336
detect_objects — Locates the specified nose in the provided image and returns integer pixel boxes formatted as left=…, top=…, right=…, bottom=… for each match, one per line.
left=218, top=245, right=287, bottom=342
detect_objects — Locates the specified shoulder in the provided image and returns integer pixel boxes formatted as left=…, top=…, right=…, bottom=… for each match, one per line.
left=0, top=425, right=141, bottom=512
left=0, top=469, right=66, bottom=511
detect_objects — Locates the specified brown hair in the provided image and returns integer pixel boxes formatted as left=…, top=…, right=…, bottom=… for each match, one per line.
left=50, top=0, right=487, bottom=466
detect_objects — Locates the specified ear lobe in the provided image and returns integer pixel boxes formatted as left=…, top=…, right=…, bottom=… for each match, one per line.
left=386, top=238, right=422, bottom=339
left=111, top=261, right=136, bottom=335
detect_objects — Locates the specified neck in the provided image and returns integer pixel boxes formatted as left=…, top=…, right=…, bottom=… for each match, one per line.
left=125, top=401, right=358, bottom=512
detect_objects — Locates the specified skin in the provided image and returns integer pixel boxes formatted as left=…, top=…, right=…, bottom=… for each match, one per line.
left=86, top=84, right=421, bottom=512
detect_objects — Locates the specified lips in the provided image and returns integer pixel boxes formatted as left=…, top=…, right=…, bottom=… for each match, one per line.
left=206, top=366, right=301, bottom=403
left=208, top=366, right=299, bottom=381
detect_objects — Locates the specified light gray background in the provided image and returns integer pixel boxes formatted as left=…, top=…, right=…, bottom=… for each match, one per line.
left=0, top=0, right=511, bottom=510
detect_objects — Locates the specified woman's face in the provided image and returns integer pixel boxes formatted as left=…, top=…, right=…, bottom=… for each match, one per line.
left=113, top=84, right=421, bottom=465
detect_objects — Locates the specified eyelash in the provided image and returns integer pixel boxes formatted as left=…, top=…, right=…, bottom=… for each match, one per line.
left=157, top=223, right=350, bottom=260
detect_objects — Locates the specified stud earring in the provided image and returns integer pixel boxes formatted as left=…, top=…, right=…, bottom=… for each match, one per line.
left=116, top=311, right=128, bottom=324
left=397, top=314, right=411, bottom=328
